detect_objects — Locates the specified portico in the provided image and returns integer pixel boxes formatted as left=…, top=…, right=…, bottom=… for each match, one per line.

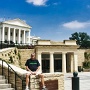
left=35, top=40, right=79, bottom=73
left=0, top=19, right=31, bottom=44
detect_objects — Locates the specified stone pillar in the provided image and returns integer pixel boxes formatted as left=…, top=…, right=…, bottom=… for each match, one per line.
left=13, top=28, right=15, bottom=43
left=18, top=29, right=21, bottom=44
left=28, top=31, right=30, bottom=45
left=71, top=54, right=74, bottom=72
left=8, top=27, right=10, bottom=42
left=73, top=52, right=78, bottom=72
left=36, top=52, right=42, bottom=73
left=2, top=26, right=5, bottom=41
left=62, top=52, right=66, bottom=73
left=24, top=30, right=25, bottom=44
left=50, top=52, right=54, bottom=73
left=0, top=27, right=1, bottom=41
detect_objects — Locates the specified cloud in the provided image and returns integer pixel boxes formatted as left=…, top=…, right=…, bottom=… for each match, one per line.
left=52, top=2, right=61, bottom=6
left=87, top=5, right=90, bottom=8
left=0, top=18, right=5, bottom=22
left=53, top=3, right=58, bottom=5
left=26, top=0, right=48, bottom=6
left=62, top=20, right=90, bottom=29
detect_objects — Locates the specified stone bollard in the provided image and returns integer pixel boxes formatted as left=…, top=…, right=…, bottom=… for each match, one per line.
left=72, top=72, right=79, bottom=90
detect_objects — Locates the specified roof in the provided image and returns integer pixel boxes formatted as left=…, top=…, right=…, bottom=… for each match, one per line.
left=0, top=18, right=32, bottom=28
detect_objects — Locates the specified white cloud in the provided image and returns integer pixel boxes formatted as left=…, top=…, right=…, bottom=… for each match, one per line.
left=87, top=5, right=90, bottom=8
left=26, top=0, right=48, bottom=6
left=0, top=18, right=5, bottom=22
left=53, top=3, right=58, bottom=5
left=62, top=20, right=90, bottom=29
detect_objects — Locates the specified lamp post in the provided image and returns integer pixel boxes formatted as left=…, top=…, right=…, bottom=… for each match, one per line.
left=72, top=72, right=79, bottom=90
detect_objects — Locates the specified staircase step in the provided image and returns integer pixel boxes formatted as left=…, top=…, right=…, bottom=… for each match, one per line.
left=0, top=84, right=11, bottom=89
left=0, top=79, right=7, bottom=84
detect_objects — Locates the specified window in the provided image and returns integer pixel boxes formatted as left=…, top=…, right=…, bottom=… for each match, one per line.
left=11, top=32, right=12, bottom=36
left=5, top=32, right=7, bottom=35
left=21, top=34, right=22, bottom=37
left=16, top=33, right=17, bottom=37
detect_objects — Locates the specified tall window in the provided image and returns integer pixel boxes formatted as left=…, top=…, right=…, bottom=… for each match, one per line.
left=5, top=32, right=7, bottom=35
left=11, top=32, right=12, bottom=36
left=16, top=33, right=17, bottom=37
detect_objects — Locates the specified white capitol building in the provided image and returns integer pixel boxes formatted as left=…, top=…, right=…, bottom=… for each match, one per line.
left=0, top=18, right=40, bottom=45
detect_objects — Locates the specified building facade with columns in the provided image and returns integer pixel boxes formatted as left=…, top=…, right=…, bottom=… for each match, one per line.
left=0, top=19, right=32, bottom=44
left=35, top=40, right=85, bottom=73
left=27, top=36, right=41, bottom=45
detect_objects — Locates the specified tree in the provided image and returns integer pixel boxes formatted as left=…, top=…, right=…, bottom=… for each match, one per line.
left=69, top=32, right=90, bottom=48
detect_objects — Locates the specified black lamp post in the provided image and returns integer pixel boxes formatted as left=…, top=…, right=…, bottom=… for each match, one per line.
left=72, top=72, right=79, bottom=90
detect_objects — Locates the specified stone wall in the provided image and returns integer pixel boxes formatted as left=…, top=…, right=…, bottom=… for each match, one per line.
left=0, top=48, right=20, bottom=67
left=0, top=64, right=64, bottom=90
left=18, top=49, right=34, bottom=69
left=0, top=48, right=35, bottom=69
left=28, top=73, right=64, bottom=90
left=77, top=49, right=85, bottom=66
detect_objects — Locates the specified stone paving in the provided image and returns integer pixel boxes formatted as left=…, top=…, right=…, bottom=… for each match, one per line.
left=65, top=72, right=90, bottom=90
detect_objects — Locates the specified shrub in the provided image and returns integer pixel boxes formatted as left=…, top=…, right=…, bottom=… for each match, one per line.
left=83, top=61, right=90, bottom=69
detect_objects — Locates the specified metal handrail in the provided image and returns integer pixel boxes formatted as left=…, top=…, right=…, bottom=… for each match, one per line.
left=0, top=59, right=24, bottom=90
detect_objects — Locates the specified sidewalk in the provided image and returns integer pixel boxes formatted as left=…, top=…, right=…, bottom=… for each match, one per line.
left=65, top=72, right=90, bottom=90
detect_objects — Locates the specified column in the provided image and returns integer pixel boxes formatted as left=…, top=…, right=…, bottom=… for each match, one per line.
left=2, top=26, right=5, bottom=41
left=13, top=28, right=15, bottom=43
left=0, top=27, right=1, bottom=41
left=23, top=30, right=25, bottom=44
left=36, top=52, right=42, bottom=73
left=73, top=52, right=78, bottom=72
left=62, top=52, right=66, bottom=73
left=71, top=54, right=74, bottom=72
left=50, top=52, right=54, bottom=73
left=28, top=31, right=30, bottom=45
left=18, top=29, right=21, bottom=44
left=8, top=27, right=10, bottom=43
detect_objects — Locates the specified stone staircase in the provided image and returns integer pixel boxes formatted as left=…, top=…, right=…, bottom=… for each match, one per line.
left=0, top=75, right=14, bottom=90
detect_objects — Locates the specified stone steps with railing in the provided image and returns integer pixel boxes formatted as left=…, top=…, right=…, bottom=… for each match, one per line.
left=0, top=75, right=14, bottom=90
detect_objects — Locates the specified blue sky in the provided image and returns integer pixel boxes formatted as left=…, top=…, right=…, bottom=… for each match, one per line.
left=0, top=0, right=90, bottom=41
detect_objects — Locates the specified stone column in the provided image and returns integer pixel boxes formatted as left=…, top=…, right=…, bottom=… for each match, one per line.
left=73, top=52, right=78, bottom=72
left=2, top=26, right=5, bottom=41
left=0, top=27, right=1, bottom=41
left=36, top=52, right=42, bottom=73
left=50, top=52, right=54, bottom=73
left=18, top=29, right=21, bottom=44
left=28, top=31, right=30, bottom=45
left=23, top=30, right=25, bottom=44
left=71, top=54, right=74, bottom=72
left=13, top=28, right=15, bottom=43
left=62, top=52, right=66, bottom=73
left=8, top=27, right=10, bottom=42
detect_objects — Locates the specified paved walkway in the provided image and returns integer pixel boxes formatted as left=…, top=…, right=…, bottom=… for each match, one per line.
left=65, top=72, right=90, bottom=90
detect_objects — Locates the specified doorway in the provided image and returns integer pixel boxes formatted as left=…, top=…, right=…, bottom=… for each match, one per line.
left=54, top=54, right=62, bottom=72
left=42, top=54, right=50, bottom=73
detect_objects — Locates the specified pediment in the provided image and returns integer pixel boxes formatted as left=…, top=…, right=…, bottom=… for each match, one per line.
left=3, top=18, right=31, bottom=28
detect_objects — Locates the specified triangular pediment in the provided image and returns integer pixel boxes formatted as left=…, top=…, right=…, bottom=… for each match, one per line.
left=3, top=18, right=31, bottom=28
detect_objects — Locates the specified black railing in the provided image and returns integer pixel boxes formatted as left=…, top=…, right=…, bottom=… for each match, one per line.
left=0, top=41, right=15, bottom=49
left=0, top=41, right=35, bottom=49
left=0, top=59, right=24, bottom=90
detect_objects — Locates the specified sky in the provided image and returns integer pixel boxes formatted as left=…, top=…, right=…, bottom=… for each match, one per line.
left=0, top=0, right=90, bottom=41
